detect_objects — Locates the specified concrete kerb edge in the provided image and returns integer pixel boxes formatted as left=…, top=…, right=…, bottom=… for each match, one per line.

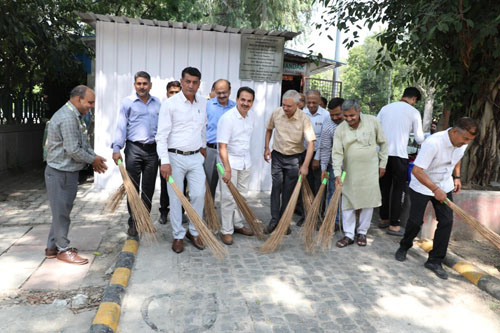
left=416, top=239, right=500, bottom=300
left=90, top=236, right=139, bottom=333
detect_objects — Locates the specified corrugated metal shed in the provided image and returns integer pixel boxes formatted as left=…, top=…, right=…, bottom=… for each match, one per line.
left=76, top=11, right=300, bottom=41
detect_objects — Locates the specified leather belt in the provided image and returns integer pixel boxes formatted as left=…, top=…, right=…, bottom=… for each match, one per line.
left=206, top=143, right=217, bottom=149
left=168, top=148, right=200, bottom=155
left=127, top=140, right=156, bottom=150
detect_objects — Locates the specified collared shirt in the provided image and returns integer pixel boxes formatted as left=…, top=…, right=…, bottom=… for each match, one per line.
left=217, top=107, right=254, bottom=170
left=111, top=93, right=161, bottom=152
left=319, top=119, right=339, bottom=171
left=45, top=101, right=96, bottom=172
left=410, top=129, right=467, bottom=196
left=266, top=107, right=316, bottom=155
left=377, top=101, right=425, bottom=159
left=303, top=106, right=329, bottom=160
left=156, top=91, right=207, bottom=164
left=206, top=97, right=236, bottom=144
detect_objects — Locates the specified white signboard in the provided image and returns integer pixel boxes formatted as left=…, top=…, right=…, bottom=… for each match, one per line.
left=239, top=35, right=284, bottom=82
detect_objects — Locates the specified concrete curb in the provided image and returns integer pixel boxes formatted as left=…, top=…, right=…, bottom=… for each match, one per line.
left=416, top=239, right=500, bottom=300
left=90, top=236, right=139, bottom=333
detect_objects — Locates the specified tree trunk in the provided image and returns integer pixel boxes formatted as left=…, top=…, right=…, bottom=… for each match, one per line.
left=421, top=86, right=435, bottom=132
left=463, top=78, right=500, bottom=185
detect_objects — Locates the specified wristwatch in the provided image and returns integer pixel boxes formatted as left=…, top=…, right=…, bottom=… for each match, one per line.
left=452, top=175, right=460, bottom=179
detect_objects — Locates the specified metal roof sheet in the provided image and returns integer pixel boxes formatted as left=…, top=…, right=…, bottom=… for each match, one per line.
left=76, top=11, right=300, bottom=41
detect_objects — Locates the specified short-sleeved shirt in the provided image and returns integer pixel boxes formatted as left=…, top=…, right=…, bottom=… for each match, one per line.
left=217, top=107, right=254, bottom=170
left=303, top=106, right=329, bottom=159
left=410, top=129, right=467, bottom=196
left=266, top=107, right=316, bottom=155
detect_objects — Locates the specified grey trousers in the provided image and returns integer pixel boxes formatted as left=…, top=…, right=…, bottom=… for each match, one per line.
left=45, top=165, right=79, bottom=250
left=203, top=146, right=219, bottom=198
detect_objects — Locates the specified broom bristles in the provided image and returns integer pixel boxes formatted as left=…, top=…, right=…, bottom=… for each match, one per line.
left=227, top=182, right=266, bottom=240
left=302, top=177, right=314, bottom=215
left=204, top=180, right=220, bottom=233
left=169, top=179, right=227, bottom=259
left=301, top=183, right=326, bottom=253
left=446, top=199, right=500, bottom=252
left=105, top=184, right=126, bottom=212
left=259, top=177, right=302, bottom=253
left=317, top=186, right=342, bottom=250
left=118, top=163, right=156, bottom=236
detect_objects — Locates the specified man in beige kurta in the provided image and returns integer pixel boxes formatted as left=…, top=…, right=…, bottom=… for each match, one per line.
left=332, top=99, right=388, bottom=247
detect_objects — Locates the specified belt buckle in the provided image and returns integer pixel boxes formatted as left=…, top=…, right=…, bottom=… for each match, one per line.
left=182, top=151, right=189, bottom=155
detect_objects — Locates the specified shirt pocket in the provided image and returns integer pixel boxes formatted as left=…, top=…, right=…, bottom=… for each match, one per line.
left=358, top=130, right=374, bottom=147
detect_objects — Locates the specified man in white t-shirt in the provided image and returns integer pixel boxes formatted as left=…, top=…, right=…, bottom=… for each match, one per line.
left=377, top=87, right=425, bottom=236
left=217, top=87, right=256, bottom=245
left=394, top=117, right=477, bottom=279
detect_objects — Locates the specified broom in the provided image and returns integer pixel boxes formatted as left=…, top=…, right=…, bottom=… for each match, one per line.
left=216, top=163, right=266, bottom=240
left=204, top=180, right=220, bottom=233
left=168, top=176, right=228, bottom=259
left=302, top=177, right=314, bottom=216
left=444, top=199, right=500, bottom=251
left=259, top=174, right=303, bottom=253
left=301, top=173, right=328, bottom=253
left=116, top=159, right=156, bottom=235
left=317, top=171, right=346, bottom=250
left=105, top=184, right=126, bottom=212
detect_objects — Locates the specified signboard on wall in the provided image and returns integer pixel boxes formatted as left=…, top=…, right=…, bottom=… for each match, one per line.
left=239, top=35, right=284, bottom=82
left=283, top=62, right=305, bottom=75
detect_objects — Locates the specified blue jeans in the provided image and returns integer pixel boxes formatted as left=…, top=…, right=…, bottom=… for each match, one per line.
left=326, top=164, right=340, bottom=225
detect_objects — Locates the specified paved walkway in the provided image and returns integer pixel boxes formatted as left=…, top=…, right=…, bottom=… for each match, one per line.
left=120, top=193, right=500, bottom=333
left=1, top=168, right=499, bottom=332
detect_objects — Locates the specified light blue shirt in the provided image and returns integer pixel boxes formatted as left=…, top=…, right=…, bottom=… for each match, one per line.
left=206, top=97, right=236, bottom=144
left=112, top=93, right=161, bottom=152
left=303, top=106, right=329, bottom=160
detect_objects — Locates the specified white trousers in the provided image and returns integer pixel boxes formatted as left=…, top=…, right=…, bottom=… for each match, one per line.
left=342, top=207, right=373, bottom=240
left=220, top=168, right=251, bottom=235
left=167, top=152, right=206, bottom=239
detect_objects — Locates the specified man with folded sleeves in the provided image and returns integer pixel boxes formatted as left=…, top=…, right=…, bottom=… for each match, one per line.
left=217, top=87, right=256, bottom=245
left=157, top=67, right=207, bottom=254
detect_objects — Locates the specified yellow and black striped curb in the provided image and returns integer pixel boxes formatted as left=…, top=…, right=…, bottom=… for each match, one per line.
left=417, top=239, right=500, bottom=300
left=90, top=236, right=139, bottom=333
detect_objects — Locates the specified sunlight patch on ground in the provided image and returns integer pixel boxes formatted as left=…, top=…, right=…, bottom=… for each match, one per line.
left=263, top=276, right=312, bottom=312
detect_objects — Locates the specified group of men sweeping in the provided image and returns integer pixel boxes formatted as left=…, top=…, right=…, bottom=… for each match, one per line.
left=44, top=66, right=478, bottom=280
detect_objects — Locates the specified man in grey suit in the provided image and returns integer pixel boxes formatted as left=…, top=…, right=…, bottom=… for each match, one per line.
left=44, top=85, right=107, bottom=264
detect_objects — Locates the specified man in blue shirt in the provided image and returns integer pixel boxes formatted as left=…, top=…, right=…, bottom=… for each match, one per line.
left=112, top=71, right=161, bottom=236
left=204, top=79, right=236, bottom=198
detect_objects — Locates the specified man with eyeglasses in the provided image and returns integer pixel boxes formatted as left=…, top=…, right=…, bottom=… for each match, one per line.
left=204, top=79, right=236, bottom=198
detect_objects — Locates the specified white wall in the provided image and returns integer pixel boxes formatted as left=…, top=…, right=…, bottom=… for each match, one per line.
left=95, top=21, right=282, bottom=191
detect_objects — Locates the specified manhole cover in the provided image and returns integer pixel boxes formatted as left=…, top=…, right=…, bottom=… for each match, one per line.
left=141, top=291, right=218, bottom=332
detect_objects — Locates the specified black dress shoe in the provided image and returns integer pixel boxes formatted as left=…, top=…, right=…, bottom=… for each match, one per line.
left=266, top=222, right=277, bottom=234
left=296, top=217, right=305, bottom=227
left=395, top=247, right=407, bottom=262
left=286, top=228, right=292, bottom=235
left=424, top=261, right=448, bottom=280
left=127, top=226, right=138, bottom=237
left=158, top=213, right=168, bottom=225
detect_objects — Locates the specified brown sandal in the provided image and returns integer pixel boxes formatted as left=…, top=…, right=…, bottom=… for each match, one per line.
left=336, top=236, right=354, bottom=248
left=357, top=234, right=367, bottom=246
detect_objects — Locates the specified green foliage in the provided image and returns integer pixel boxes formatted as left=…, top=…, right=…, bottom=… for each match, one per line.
left=318, top=0, right=500, bottom=116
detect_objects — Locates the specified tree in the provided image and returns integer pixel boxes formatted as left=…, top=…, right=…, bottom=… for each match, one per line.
left=319, top=0, right=500, bottom=185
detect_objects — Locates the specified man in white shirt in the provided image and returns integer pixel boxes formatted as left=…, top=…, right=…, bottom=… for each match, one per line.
left=297, top=89, right=330, bottom=226
left=156, top=67, right=207, bottom=254
left=395, top=117, right=477, bottom=280
left=377, top=87, right=425, bottom=236
left=217, top=87, right=257, bottom=245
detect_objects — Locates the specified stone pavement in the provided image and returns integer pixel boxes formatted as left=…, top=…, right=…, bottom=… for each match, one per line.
left=119, top=193, right=500, bottom=333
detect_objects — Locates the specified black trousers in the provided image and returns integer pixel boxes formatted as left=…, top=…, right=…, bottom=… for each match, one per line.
left=124, top=141, right=158, bottom=228
left=270, top=150, right=302, bottom=226
left=159, top=164, right=170, bottom=216
left=400, top=189, right=453, bottom=264
left=379, top=156, right=409, bottom=226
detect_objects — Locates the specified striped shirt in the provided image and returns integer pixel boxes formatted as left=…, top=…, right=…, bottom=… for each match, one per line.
left=45, top=101, right=95, bottom=172
left=319, top=119, right=338, bottom=171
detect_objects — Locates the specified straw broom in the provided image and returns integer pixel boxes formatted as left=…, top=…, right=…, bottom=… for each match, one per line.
left=116, top=159, right=156, bottom=235
left=301, top=175, right=328, bottom=253
left=204, top=180, right=220, bottom=233
left=302, top=177, right=314, bottom=216
left=168, top=176, right=227, bottom=259
left=105, top=184, right=126, bottom=212
left=317, top=171, right=345, bottom=250
left=216, top=163, right=266, bottom=240
left=259, top=174, right=303, bottom=253
left=444, top=199, right=500, bottom=251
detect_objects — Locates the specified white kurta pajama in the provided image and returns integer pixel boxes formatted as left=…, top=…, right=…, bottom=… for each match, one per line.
left=217, top=107, right=254, bottom=235
left=332, top=113, right=388, bottom=239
